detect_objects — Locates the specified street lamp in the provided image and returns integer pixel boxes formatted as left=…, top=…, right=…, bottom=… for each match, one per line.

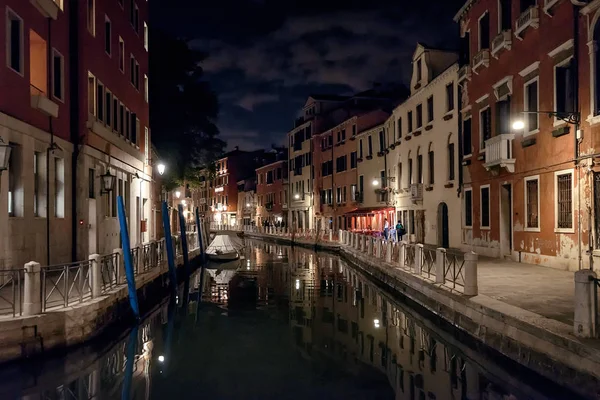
left=372, top=179, right=379, bottom=186
left=511, top=120, right=525, bottom=130
left=246, top=203, right=251, bottom=207
left=175, top=191, right=181, bottom=199
left=512, top=111, right=581, bottom=131
left=0, top=137, right=12, bottom=174
left=157, top=163, right=166, bottom=176
left=294, top=193, right=300, bottom=200
left=100, top=169, right=116, bottom=194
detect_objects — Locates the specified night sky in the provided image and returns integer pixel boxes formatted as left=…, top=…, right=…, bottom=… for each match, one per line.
left=153, top=0, right=465, bottom=150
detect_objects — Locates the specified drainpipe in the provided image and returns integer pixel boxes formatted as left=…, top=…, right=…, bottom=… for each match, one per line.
left=69, top=0, right=80, bottom=262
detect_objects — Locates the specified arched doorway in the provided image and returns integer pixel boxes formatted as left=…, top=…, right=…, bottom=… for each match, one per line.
left=437, top=202, right=449, bottom=248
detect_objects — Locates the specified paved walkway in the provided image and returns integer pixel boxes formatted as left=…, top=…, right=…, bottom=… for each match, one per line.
left=477, top=257, right=575, bottom=325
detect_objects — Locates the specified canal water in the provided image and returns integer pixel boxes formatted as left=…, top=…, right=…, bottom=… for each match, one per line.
left=0, top=238, right=588, bottom=400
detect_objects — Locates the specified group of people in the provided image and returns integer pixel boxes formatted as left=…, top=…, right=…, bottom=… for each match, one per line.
left=382, top=218, right=406, bottom=242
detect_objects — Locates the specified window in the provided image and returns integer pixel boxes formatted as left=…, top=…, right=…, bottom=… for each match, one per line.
left=398, top=163, right=402, bottom=189
left=416, top=104, right=423, bottom=128
left=88, top=73, right=96, bottom=115
left=144, top=74, right=149, bottom=102
left=52, top=49, right=64, bottom=101
left=520, top=0, right=536, bottom=13
left=368, top=135, right=373, bottom=157
left=481, top=186, right=490, bottom=228
left=417, top=154, right=423, bottom=184
left=6, top=8, right=24, bottom=74
left=495, top=98, right=511, bottom=135
left=119, top=37, right=125, bottom=72
left=446, top=83, right=454, bottom=112
left=379, top=130, right=385, bottom=152
left=408, top=111, right=413, bottom=132
left=125, top=109, right=130, bottom=139
left=105, top=91, right=112, bottom=127
left=408, top=158, right=413, bottom=185
left=144, top=127, right=149, bottom=165
left=499, top=0, right=512, bottom=31
left=464, top=189, right=473, bottom=227
left=427, top=96, right=434, bottom=123
left=89, top=169, right=95, bottom=199
left=119, top=103, right=125, bottom=135
left=555, top=60, right=574, bottom=116
left=97, top=81, right=104, bottom=122
left=30, top=30, right=47, bottom=95
left=321, top=160, right=333, bottom=177
left=359, top=139, right=363, bottom=158
left=525, top=176, right=539, bottom=230
left=87, top=0, right=95, bottom=35
left=8, top=143, right=21, bottom=217
left=524, top=78, right=539, bottom=133
left=34, top=152, right=42, bottom=217
left=143, top=21, right=149, bottom=51
left=351, top=184, right=358, bottom=201
left=397, top=118, right=402, bottom=139
left=130, top=55, right=139, bottom=88
left=55, top=158, right=64, bottom=218
left=336, top=155, right=347, bottom=172
left=448, top=143, right=455, bottom=181
left=104, top=16, right=111, bottom=55
left=350, top=152, right=357, bottom=169
left=416, top=58, right=422, bottom=82
left=556, top=171, right=573, bottom=230
left=327, top=189, right=333, bottom=205
left=341, top=129, right=346, bottom=141
left=463, top=117, right=472, bottom=155
left=478, top=12, right=490, bottom=50
left=428, top=150, right=434, bottom=185
left=359, top=175, right=364, bottom=199
left=133, top=116, right=139, bottom=145
left=336, top=187, right=342, bottom=204
left=133, top=3, right=140, bottom=33
left=479, top=107, right=491, bottom=149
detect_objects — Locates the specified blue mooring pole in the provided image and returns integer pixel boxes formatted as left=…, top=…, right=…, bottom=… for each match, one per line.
left=195, top=207, right=207, bottom=306
left=162, top=201, right=178, bottom=290
left=121, top=323, right=139, bottom=400
left=178, top=204, right=190, bottom=274
left=195, top=207, right=204, bottom=258
left=117, top=196, right=140, bottom=319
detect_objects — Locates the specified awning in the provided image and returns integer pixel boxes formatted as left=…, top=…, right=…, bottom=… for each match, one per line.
left=344, top=207, right=395, bottom=216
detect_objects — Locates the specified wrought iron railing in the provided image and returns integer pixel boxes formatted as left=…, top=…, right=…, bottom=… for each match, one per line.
left=100, top=253, right=119, bottom=293
left=404, top=244, right=415, bottom=269
left=443, top=250, right=465, bottom=288
left=42, top=261, right=92, bottom=311
left=141, top=243, right=156, bottom=273
left=0, top=269, right=24, bottom=317
left=131, top=247, right=140, bottom=275
left=422, top=247, right=436, bottom=279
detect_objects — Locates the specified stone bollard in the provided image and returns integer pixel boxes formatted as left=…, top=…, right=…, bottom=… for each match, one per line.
left=367, top=237, right=373, bottom=255
left=376, top=239, right=383, bottom=258
left=386, top=241, right=392, bottom=263
left=399, top=241, right=406, bottom=268
left=114, top=248, right=125, bottom=283
left=339, top=230, right=344, bottom=244
left=463, top=252, right=478, bottom=296
left=436, top=248, right=446, bottom=284
left=574, top=269, right=597, bottom=338
left=415, top=244, right=423, bottom=275
left=23, top=261, right=42, bottom=316
left=89, top=254, right=102, bottom=298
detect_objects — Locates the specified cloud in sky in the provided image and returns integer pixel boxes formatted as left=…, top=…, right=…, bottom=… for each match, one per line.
left=236, top=93, right=280, bottom=111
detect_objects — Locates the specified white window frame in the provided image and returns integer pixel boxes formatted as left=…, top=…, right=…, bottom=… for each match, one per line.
left=119, top=37, right=125, bottom=73
left=87, top=0, right=95, bottom=36
left=464, top=187, right=473, bottom=228
left=104, top=15, right=111, bottom=56
left=477, top=11, right=488, bottom=51
left=88, top=72, right=97, bottom=117
left=105, top=88, right=112, bottom=127
left=144, top=74, right=149, bottom=102
left=463, top=115, right=473, bottom=157
left=554, top=168, right=575, bottom=233
left=523, top=76, right=540, bottom=136
left=6, top=7, right=24, bottom=76
left=553, top=56, right=574, bottom=127
left=479, top=105, right=490, bottom=151
left=144, top=127, right=149, bottom=165
left=524, top=175, right=541, bottom=232
left=51, top=48, right=65, bottom=102
left=480, top=184, right=491, bottom=230
left=144, top=22, right=149, bottom=51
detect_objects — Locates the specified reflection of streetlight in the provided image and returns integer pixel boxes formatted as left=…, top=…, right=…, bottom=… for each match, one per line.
left=158, top=355, right=165, bottom=363
left=374, top=319, right=380, bottom=328
left=512, top=120, right=525, bottom=130
left=175, top=191, right=181, bottom=199
left=181, top=200, right=186, bottom=206
left=157, top=163, right=166, bottom=176
left=246, top=203, right=251, bottom=207
left=295, top=279, right=300, bottom=290
left=294, top=193, right=300, bottom=200
left=372, top=179, right=379, bottom=186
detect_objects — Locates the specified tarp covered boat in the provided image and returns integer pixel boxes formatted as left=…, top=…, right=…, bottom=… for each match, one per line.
left=206, top=234, right=239, bottom=261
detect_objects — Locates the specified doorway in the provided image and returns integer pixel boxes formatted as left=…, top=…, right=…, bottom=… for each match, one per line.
left=437, top=202, right=449, bottom=248
left=500, top=184, right=512, bottom=257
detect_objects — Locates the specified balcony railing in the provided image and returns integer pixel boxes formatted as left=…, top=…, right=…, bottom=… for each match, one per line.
left=484, top=134, right=515, bottom=173
left=472, top=49, right=490, bottom=73
left=458, top=65, right=472, bottom=82
left=515, top=6, right=539, bottom=38
left=491, top=30, right=512, bottom=57
left=30, top=84, right=59, bottom=118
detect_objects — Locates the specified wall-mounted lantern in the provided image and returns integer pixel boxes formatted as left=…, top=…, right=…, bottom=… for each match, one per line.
left=101, top=169, right=116, bottom=194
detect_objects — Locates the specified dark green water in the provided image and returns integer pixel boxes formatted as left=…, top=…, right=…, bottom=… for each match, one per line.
left=0, top=239, right=588, bottom=399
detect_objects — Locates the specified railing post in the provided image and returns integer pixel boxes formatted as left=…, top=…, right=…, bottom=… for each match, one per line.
left=463, top=252, right=478, bottom=296
left=399, top=241, right=406, bottom=268
left=339, top=230, right=343, bottom=244
left=574, top=270, right=597, bottom=338
left=377, top=238, right=383, bottom=258
left=329, top=230, right=333, bottom=242
left=386, top=241, right=392, bottom=263
left=23, top=261, right=42, bottom=316
left=415, top=244, right=423, bottom=275
left=89, top=254, right=102, bottom=298
left=363, top=235, right=368, bottom=252
left=436, top=248, right=446, bottom=284
left=114, top=248, right=125, bottom=284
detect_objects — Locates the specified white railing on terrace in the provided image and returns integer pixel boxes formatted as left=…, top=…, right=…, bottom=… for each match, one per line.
left=484, top=133, right=515, bottom=173
left=515, top=6, right=539, bottom=37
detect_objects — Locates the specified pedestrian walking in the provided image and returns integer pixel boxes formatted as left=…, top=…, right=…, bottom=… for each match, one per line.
left=383, top=218, right=389, bottom=240
left=396, top=221, right=405, bottom=242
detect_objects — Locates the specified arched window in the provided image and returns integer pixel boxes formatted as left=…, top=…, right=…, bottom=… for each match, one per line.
left=407, top=150, right=413, bottom=186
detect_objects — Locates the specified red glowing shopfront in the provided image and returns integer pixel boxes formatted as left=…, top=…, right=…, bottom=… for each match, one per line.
left=343, top=207, right=395, bottom=234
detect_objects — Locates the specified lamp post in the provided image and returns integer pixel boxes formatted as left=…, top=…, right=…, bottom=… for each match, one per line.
left=157, top=163, right=166, bottom=176
left=512, top=110, right=584, bottom=269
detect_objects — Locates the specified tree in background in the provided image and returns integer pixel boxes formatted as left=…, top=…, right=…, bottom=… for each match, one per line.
left=149, top=29, right=225, bottom=189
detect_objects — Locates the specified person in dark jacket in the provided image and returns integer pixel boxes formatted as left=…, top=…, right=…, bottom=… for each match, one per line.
left=396, top=221, right=405, bottom=242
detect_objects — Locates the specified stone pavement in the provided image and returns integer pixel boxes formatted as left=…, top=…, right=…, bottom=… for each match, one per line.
left=476, top=257, right=575, bottom=325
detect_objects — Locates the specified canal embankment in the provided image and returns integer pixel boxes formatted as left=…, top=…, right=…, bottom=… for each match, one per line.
left=244, top=229, right=600, bottom=398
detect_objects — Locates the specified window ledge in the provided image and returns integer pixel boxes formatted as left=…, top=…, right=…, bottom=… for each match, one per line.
left=587, top=114, right=600, bottom=126
left=480, top=226, right=491, bottom=231
left=463, top=226, right=473, bottom=230
left=524, top=227, right=541, bottom=233
left=555, top=228, right=575, bottom=234
left=523, top=128, right=540, bottom=137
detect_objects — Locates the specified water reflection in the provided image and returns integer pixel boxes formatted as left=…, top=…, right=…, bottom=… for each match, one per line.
left=0, top=239, right=585, bottom=400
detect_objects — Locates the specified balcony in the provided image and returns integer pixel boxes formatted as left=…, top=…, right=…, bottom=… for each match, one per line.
left=515, top=6, right=539, bottom=39
left=491, top=30, right=512, bottom=58
left=483, top=134, right=515, bottom=173
left=31, top=0, right=61, bottom=19
left=458, top=65, right=472, bottom=82
left=30, top=85, right=59, bottom=118
left=544, top=0, right=560, bottom=15
left=472, top=50, right=490, bottom=73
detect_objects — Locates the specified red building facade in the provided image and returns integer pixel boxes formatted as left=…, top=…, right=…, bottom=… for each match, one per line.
left=455, top=0, right=586, bottom=269
left=256, top=160, right=288, bottom=226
